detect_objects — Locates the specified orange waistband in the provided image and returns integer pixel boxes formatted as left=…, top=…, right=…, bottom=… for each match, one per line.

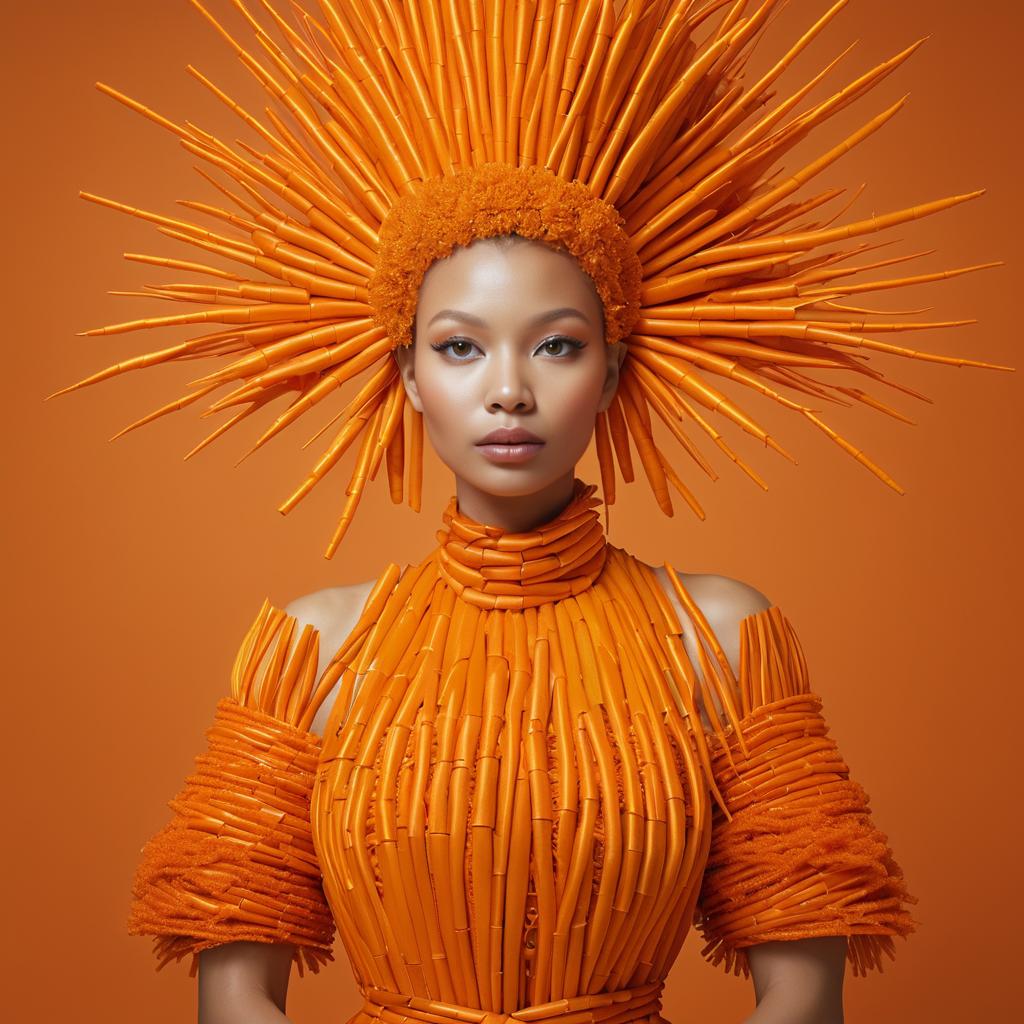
left=355, top=982, right=666, bottom=1024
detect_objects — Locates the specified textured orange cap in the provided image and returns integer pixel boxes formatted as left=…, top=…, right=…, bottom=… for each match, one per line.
left=368, top=162, right=642, bottom=348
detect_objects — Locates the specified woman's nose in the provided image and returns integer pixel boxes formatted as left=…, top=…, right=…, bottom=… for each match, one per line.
left=484, top=351, right=535, bottom=412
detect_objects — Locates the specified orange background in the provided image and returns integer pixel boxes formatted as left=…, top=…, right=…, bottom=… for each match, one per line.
left=5, top=1, right=1022, bottom=1021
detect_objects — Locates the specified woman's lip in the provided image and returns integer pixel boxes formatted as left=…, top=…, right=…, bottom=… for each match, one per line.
left=477, top=434, right=544, bottom=444
left=476, top=442, right=545, bottom=464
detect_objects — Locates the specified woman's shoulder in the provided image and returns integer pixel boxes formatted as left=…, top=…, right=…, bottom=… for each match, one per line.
left=643, top=565, right=770, bottom=618
left=645, top=563, right=773, bottom=674
left=282, top=579, right=379, bottom=737
left=282, top=580, right=378, bottom=641
left=653, top=566, right=772, bottom=619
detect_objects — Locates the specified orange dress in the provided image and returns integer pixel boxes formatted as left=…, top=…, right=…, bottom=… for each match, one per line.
left=128, top=480, right=917, bottom=1019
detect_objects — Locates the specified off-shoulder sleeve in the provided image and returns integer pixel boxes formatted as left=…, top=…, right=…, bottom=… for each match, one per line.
left=693, top=605, right=919, bottom=979
left=126, top=598, right=337, bottom=977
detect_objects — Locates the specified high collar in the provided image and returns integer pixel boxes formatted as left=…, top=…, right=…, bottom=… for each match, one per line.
left=434, top=478, right=609, bottom=610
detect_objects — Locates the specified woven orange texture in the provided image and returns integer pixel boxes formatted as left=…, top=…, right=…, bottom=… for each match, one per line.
left=126, top=697, right=336, bottom=977
left=693, top=609, right=918, bottom=979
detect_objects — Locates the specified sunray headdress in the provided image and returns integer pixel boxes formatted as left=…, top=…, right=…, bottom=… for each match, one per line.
left=49, top=0, right=1011, bottom=557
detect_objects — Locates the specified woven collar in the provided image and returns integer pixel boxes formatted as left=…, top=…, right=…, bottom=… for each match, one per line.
left=434, top=478, right=608, bottom=610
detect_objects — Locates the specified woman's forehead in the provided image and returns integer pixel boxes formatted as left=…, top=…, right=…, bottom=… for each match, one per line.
left=418, top=238, right=602, bottom=318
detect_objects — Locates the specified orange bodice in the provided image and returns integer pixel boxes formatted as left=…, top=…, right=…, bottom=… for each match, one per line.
left=127, top=479, right=917, bottom=990
left=312, top=481, right=710, bottom=1024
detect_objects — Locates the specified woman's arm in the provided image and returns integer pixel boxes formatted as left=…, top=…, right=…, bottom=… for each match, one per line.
left=191, top=588, right=379, bottom=1023
left=198, top=941, right=295, bottom=1024
left=683, top=578, right=849, bottom=1021
left=743, top=936, right=847, bottom=1024
left=193, top=588, right=376, bottom=1022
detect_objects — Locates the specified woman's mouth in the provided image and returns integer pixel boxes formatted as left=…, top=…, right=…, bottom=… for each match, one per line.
left=475, top=427, right=545, bottom=462
left=475, top=441, right=545, bottom=464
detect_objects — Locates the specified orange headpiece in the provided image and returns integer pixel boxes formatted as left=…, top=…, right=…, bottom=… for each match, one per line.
left=50, top=0, right=1009, bottom=557
left=370, top=162, right=642, bottom=349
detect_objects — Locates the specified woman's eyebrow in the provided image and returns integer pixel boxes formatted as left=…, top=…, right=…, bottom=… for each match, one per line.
left=427, top=307, right=591, bottom=328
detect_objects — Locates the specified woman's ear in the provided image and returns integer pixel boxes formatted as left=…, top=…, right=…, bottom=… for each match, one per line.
left=392, top=343, right=423, bottom=413
left=596, top=341, right=627, bottom=413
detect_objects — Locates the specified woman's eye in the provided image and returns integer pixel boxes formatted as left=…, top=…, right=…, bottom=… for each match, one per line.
left=430, top=338, right=479, bottom=359
left=538, top=336, right=585, bottom=357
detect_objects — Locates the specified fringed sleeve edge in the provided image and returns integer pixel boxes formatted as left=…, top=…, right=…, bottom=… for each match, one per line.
left=694, top=608, right=920, bottom=980
left=127, top=599, right=337, bottom=977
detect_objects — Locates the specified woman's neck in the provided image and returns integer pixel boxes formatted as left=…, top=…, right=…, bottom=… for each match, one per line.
left=452, top=471, right=579, bottom=533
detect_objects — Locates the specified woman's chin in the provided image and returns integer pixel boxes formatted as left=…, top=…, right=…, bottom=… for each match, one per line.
left=454, top=463, right=576, bottom=497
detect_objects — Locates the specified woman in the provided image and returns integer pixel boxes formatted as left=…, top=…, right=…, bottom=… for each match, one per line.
left=178, top=229, right=903, bottom=1024
left=53, top=1, right=1004, bottom=1021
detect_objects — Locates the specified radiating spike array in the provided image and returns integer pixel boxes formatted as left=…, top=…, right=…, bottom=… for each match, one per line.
left=51, top=0, right=1010, bottom=555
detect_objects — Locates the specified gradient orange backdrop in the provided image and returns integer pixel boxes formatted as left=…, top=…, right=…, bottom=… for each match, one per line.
left=6, top=1, right=1022, bottom=1021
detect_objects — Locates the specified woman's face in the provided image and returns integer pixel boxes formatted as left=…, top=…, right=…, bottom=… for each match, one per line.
left=392, top=237, right=625, bottom=521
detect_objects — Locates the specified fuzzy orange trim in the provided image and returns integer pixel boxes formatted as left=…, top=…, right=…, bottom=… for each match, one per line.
left=368, top=163, right=642, bottom=348
left=126, top=698, right=335, bottom=976
left=694, top=694, right=919, bottom=979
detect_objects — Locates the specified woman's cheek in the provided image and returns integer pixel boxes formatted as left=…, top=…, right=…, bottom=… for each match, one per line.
left=558, top=378, right=603, bottom=433
left=422, top=377, right=470, bottom=450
